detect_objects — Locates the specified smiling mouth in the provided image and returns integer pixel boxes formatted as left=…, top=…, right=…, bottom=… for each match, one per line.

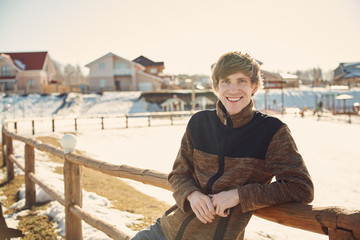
left=227, top=97, right=243, bottom=102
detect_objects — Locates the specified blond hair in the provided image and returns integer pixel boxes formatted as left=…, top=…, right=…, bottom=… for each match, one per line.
left=211, top=51, right=262, bottom=91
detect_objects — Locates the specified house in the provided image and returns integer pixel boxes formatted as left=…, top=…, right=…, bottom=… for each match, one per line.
left=333, top=62, right=360, bottom=87
left=85, top=52, right=163, bottom=92
left=261, top=70, right=299, bottom=89
left=0, top=51, right=57, bottom=93
left=132, top=55, right=165, bottom=76
left=279, top=73, right=299, bottom=88
left=191, top=96, right=215, bottom=110
left=261, top=70, right=283, bottom=89
left=160, top=95, right=186, bottom=111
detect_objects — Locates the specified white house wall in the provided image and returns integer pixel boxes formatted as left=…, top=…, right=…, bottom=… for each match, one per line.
left=86, top=52, right=163, bottom=92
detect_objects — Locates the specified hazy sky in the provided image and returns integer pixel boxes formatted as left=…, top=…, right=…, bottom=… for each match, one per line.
left=1, top=0, right=359, bottom=75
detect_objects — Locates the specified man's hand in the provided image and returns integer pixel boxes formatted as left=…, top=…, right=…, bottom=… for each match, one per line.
left=187, top=191, right=216, bottom=224
left=210, top=189, right=240, bottom=217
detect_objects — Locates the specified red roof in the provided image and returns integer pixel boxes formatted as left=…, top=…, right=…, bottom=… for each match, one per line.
left=4, top=52, right=48, bottom=70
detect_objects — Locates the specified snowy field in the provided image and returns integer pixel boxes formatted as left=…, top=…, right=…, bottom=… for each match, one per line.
left=1, top=113, right=360, bottom=239
left=1, top=90, right=360, bottom=239
left=75, top=114, right=360, bottom=240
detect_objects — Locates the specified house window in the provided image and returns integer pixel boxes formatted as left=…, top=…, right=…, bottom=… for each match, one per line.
left=28, top=79, right=34, bottom=87
left=1, top=65, right=10, bottom=76
left=150, top=68, right=158, bottom=74
left=99, top=62, right=105, bottom=70
left=115, top=62, right=127, bottom=69
left=99, top=79, right=106, bottom=88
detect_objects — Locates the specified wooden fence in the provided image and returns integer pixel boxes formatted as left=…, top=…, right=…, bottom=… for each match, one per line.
left=5, top=111, right=194, bottom=135
left=1, top=120, right=360, bottom=239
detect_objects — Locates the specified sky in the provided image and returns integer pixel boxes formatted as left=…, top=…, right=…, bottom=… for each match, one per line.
left=1, top=0, right=360, bottom=76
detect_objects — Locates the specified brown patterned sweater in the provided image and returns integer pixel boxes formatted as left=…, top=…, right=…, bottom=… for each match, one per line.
left=160, top=100, right=314, bottom=240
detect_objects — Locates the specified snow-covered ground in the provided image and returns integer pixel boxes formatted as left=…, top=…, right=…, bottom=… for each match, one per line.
left=1, top=90, right=360, bottom=239
left=1, top=87, right=360, bottom=120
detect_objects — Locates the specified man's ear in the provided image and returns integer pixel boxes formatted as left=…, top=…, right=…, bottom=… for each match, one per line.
left=252, top=84, right=259, bottom=96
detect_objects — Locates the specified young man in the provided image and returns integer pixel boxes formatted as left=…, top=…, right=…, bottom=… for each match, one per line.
left=131, top=51, right=314, bottom=240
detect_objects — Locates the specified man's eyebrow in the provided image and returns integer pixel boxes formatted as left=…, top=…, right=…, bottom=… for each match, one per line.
left=237, top=77, right=249, bottom=80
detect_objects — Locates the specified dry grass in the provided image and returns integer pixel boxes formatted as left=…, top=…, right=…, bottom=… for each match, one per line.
left=1, top=147, right=61, bottom=239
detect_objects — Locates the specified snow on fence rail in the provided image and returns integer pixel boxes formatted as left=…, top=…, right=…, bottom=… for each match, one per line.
left=2, top=120, right=360, bottom=239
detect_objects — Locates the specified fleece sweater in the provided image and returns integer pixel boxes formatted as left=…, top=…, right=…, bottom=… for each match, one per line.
left=160, top=100, right=314, bottom=240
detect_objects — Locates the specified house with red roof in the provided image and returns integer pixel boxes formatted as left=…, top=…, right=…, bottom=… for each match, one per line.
left=0, top=51, right=57, bottom=93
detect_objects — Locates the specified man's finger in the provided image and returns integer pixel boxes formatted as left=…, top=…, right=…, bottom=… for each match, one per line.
left=199, top=207, right=213, bottom=223
left=195, top=209, right=208, bottom=224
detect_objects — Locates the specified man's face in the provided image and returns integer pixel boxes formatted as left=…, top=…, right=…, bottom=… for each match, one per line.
left=217, top=71, right=258, bottom=115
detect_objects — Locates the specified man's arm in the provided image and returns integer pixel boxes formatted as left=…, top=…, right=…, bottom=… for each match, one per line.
left=237, top=125, right=314, bottom=213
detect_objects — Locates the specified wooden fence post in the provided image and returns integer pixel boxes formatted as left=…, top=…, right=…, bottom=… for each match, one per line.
left=148, top=116, right=151, bottom=127
left=101, top=117, right=104, bottom=130
left=64, top=159, right=83, bottom=239
left=75, top=118, right=77, bottom=131
left=25, top=144, right=36, bottom=207
left=6, top=136, right=14, bottom=181
left=62, top=134, right=82, bottom=239
left=1, top=128, right=6, bottom=167
left=14, top=122, right=17, bottom=134
left=52, top=119, right=55, bottom=132
left=32, top=120, right=35, bottom=135
left=125, top=115, right=128, bottom=128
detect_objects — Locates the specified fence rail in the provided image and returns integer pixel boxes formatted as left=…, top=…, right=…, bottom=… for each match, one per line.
left=4, top=111, right=195, bottom=135
left=1, top=116, right=360, bottom=240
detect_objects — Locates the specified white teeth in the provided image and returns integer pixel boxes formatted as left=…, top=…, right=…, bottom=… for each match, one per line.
left=227, top=97, right=241, bottom=102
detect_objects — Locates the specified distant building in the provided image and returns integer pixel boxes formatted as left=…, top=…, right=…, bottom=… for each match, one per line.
left=0, top=51, right=58, bottom=93
left=279, top=73, right=299, bottom=88
left=132, top=55, right=165, bottom=76
left=261, top=71, right=299, bottom=89
left=191, top=96, right=215, bottom=110
left=333, top=62, right=360, bottom=87
left=85, top=52, right=162, bottom=92
left=261, top=70, right=282, bottom=89
left=160, top=95, right=186, bottom=111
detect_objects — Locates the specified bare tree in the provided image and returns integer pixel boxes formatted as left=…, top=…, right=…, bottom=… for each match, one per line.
left=63, top=64, right=85, bottom=86
left=294, top=67, right=323, bottom=86
left=52, top=60, right=65, bottom=84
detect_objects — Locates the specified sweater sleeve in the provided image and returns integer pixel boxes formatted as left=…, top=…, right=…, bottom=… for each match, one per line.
left=168, top=127, right=201, bottom=212
left=237, top=124, right=314, bottom=213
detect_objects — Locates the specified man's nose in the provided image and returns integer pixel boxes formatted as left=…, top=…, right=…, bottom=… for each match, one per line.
left=229, top=83, right=239, bottom=92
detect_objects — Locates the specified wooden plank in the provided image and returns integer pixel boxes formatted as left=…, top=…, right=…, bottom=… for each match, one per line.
left=64, top=160, right=82, bottom=239
left=70, top=205, right=131, bottom=240
left=64, top=153, right=171, bottom=191
left=1, top=129, right=6, bottom=167
left=5, top=136, right=14, bottom=181
left=28, top=172, right=65, bottom=206
left=8, top=154, right=24, bottom=172
left=25, top=144, right=36, bottom=207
